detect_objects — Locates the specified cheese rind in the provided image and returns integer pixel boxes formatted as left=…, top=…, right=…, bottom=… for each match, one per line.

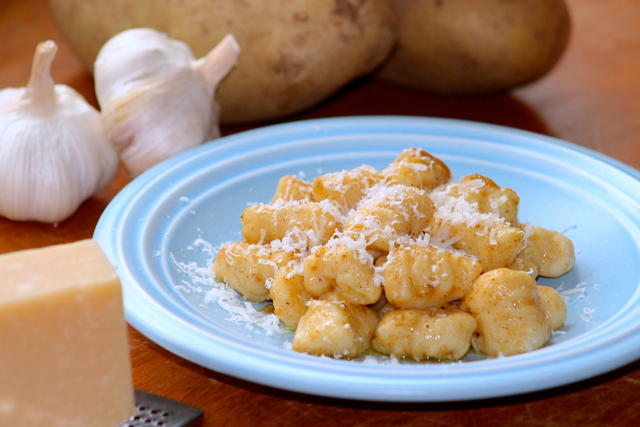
left=0, top=240, right=134, bottom=427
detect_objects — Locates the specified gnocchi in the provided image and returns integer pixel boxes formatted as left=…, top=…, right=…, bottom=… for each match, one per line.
left=293, top=294, right=380, bottom=358
left=463, top=268, right=551, bottom=356
left=383, top=244, right=482, bottom=309
left=211, top=148, right=575, bottom=362
left=372, top=307, right=477, bottom=361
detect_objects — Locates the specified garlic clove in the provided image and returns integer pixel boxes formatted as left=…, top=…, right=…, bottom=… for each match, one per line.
left=95, top=29, right=240, bottom=178
left=193, top=34, right=241, bottom=94
left=22, top=40, right=57, bottom=113
left=100, top=68, right=214, bottom=177
left=0, top=41, right=119, bottom=223
left=95, top=29, right=195, bottom=109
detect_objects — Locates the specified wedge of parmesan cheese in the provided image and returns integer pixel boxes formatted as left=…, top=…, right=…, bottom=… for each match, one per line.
left=0, top=240, right=134, bottom=427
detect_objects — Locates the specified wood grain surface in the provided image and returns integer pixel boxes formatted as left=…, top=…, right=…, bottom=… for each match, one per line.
left=2, top=1, right=640, bottom=425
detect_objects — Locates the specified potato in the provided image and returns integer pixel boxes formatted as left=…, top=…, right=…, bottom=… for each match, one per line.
left=377, top=0, right=571, bottom=95
left=49, top=0, right=397, bottom=123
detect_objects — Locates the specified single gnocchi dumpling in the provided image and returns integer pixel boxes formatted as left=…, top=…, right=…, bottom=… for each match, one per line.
left=463, top=268, right=551, bottom=357
left=270, top=266, right=313, bottom=329
left=507, top=257, right=539, bottom=279
left=292, top=296, right=380, bottom=359
left=344, top=185, right=435, bottom=252
left=372, top=307, right=477, bottom=361
left=272, top=175, right=312, bottom=202
left=441, top=174, right=520, bottom=225
left=241, top=199, right=343, bottom=247
left=383, top=147, right=451, bottom=190
left=537, top=285, right=567, bottom=331
left=382, top=243, right=482, bottom=309
left=522, top=225, right=575, bottom=277
left=303, top=244, right=383, bottom=305
left=310, top=165, right=383, bottom=212
left=508, top=240, right=543, bottom=278
left=430, top=219, right=526, bottom=272
left=212, top=241, right=298, bottom=302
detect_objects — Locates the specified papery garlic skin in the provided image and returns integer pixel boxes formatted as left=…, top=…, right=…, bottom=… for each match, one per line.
left=95, top=29, right=240, bottom=178
left=0, top=41, right=119, bottom=223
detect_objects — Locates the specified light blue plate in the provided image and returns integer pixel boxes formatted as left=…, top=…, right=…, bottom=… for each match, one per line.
left=94, top=116, right=640, bottom=401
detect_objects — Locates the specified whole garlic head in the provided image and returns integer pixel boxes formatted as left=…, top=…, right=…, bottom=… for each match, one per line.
left=0, top=41, right=119, bottom=223
left=95, top=29, right=240, bottom=177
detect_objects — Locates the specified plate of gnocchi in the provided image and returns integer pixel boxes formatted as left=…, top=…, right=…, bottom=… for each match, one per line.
left=95, top=116, right=640, bottom=401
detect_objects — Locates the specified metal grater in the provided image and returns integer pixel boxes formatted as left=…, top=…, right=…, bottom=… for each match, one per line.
left=120, top=389, right=204, bottom=427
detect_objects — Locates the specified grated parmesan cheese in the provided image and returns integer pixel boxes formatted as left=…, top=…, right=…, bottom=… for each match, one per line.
left=580, top=307, right=596, bottom=323
left=559, top=281, right=587, bottom=305
left=172, top=239, right=285, bottom=336
left=489, top=228, right=497, bottom=246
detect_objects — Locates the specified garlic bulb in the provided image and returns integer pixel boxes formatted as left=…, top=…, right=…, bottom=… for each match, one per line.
left=0, top=41, right=119, bottom=223
left=94, top=29, right=240, bottom=177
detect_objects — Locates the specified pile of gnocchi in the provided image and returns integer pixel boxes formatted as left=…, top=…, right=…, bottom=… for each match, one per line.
left=212, top=148, right=575, bottom=361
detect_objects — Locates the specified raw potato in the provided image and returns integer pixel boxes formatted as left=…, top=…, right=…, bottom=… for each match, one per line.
left=377, top=0, right=571, bottom=95
left=49, top=0, right=398, bottom=124
left=372, top=307, right=477, bottom=361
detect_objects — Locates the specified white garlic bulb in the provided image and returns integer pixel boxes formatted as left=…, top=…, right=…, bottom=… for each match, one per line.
left=94, top=29, right=240, bottom=178
left=0, top=41, right=119, bottom=223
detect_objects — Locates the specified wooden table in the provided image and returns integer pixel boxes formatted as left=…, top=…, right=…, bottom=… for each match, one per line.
left=2, top=1, right=640, bottom=425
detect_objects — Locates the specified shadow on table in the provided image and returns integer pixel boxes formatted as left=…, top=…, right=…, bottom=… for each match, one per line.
left=221, top=358, right=640, bottom=411
left=222, top=77, right=552, bottom=140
